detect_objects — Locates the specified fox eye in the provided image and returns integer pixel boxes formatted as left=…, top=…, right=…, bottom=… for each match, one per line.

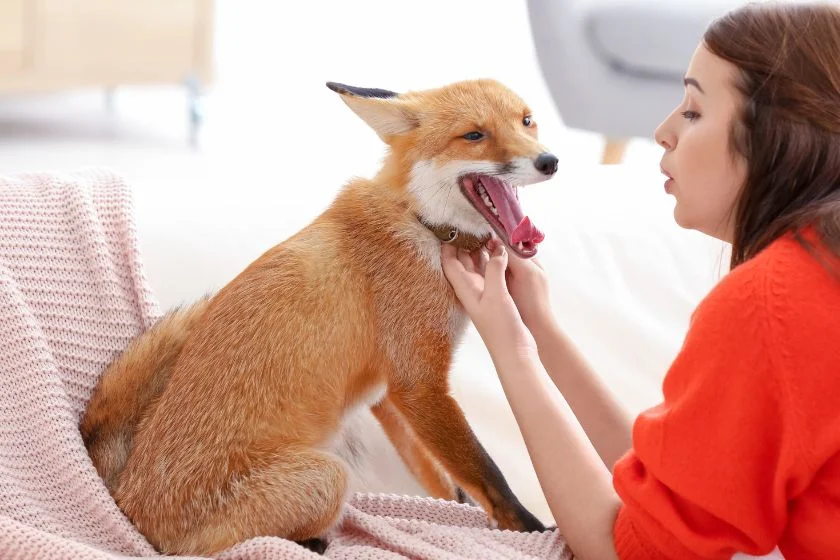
left=463, top=131, right=484, bottom=141
left=523, top=116, right=533, bottom=127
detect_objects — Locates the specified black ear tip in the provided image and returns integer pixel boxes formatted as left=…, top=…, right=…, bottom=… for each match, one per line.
left=326, top=82, right=399, bottom=99
left=326, top=81, right=346, bottom=94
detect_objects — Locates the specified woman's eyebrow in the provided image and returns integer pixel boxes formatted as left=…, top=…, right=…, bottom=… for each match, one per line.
left=684, top=77, right=705, bottom=94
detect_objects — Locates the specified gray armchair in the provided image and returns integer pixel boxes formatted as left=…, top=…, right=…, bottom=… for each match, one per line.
left=526, top=0, right=746, bottom=163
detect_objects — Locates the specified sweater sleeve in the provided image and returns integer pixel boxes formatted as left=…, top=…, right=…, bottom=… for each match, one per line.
left=611, top=260, right=798, bottom=559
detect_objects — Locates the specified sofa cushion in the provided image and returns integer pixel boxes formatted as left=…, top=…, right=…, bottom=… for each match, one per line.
left=585, top=0, right=745, bottom=80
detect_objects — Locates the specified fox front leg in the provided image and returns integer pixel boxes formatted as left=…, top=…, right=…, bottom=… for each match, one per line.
left=385, top=384, right=546, bottom=532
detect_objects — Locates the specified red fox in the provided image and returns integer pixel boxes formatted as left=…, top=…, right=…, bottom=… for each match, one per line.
left=80, top=78, right=559, bottom=556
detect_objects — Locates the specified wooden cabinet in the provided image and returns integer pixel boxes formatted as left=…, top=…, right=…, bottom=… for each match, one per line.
left=0, top=0, right=214, bottom=92
left=0, top=0, right=214, bottom=141
left=0, top=0, right=25, bottom=74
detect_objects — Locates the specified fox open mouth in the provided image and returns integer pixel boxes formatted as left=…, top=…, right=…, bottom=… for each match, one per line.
left=459, top=175, right=544, bottom=258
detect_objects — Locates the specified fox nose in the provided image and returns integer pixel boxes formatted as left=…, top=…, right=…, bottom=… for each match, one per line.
left=534, top=152, right=559, bottom=176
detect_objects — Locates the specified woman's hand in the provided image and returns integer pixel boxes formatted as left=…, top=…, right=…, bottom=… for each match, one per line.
left=504, top=251, right=555, bottom=338
left=440, top=238, right=537, bottom=365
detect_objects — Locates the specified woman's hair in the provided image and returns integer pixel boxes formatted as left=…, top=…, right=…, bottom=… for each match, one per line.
left=704, top=1, right=840, bottom=270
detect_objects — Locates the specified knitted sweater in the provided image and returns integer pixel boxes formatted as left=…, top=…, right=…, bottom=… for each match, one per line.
left=0, top=169, right=570, bottom=559
left=612, top=229, right=840, bottom=559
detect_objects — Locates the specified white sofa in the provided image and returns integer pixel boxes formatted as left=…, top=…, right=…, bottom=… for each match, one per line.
left=129, top=162, right=729, bottom=525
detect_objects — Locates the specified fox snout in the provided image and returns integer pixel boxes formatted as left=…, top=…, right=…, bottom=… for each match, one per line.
left=534, top=152, right=559, bottom=176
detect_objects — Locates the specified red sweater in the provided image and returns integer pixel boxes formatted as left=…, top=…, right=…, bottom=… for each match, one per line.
left=612, top=230, right=840, bottom=559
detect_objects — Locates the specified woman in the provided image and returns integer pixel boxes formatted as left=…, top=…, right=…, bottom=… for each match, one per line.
left=442, top=2, right=840, bottom=558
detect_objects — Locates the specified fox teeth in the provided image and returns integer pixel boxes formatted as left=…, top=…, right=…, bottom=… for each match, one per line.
left=484, top=195, right=499, bottom=216
left=476, top=182, right=498, bottom=214
left=517, top=242, right=524, bottom=251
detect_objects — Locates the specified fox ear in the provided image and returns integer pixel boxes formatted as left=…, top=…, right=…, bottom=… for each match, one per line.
left=327, top=82, right=417, bottom=139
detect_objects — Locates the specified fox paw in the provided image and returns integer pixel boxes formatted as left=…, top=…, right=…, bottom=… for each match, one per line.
left=455, top=486, right=476, bottom=506
left=296, top=537, right=328, bottom=555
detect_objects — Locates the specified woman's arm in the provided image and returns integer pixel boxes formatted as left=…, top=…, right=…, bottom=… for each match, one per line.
left=529, top=318, right=634, bottom=472
left=440, top=242, right=622, bottom=559
left=500, top=251, right=635, bottom=471
left=492, top=348, right=622, bottom=560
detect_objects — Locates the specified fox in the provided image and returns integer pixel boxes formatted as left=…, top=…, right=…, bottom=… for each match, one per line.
left=80, top=78, right=559, bottom=556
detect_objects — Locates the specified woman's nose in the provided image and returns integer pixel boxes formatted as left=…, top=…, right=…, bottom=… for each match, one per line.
left=654, top=121, right=675, bottom=151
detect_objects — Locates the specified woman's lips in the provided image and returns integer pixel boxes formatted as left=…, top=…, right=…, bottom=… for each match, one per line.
left=660, top=166, right=674, bottom=193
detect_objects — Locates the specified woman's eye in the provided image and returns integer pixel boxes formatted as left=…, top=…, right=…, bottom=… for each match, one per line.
left=523, top=116, right=533, bottom=127
left=463, top=131, right=484, bottom=141
left=681, top=110, right=700, bottom=122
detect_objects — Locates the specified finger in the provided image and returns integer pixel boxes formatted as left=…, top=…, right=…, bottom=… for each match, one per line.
left=441, top=244, right=467, bottom=284
left=483, top=242, right=510, bottom=299
left=441, top=244, right=483, bottom=307
left=467, top=246, right=487, bottom=272
left=468, top=248, right=479, bottom=270
left=441, top=242, right=459, bottom=262
left=507, top=250, right=542, bottom=274
left=486, top=237, right=502, bottom=253
left=475, top=247, right=490, bottom=276
left=458, top=248, right=475, bottom=273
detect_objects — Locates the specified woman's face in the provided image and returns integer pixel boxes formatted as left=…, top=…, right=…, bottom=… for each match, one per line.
left=654, top=42, right=748, bottom=243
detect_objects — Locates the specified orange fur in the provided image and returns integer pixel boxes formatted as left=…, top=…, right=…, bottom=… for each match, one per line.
left=80, top=78, right=555, bottom=556
left=371, top=396, right=465, bottom=503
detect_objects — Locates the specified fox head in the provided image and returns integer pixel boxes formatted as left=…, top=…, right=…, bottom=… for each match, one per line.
left=327, top=79, right=557, bottom=258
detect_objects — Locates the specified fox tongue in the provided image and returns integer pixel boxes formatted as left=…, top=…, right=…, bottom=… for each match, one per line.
left=511, top=216, right=545, bottom=245
left=480, top=176, right=544, bottom=247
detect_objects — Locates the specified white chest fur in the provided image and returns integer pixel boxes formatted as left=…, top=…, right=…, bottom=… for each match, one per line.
left=327, top=382, right=388, bottom=495
left=406, top=159, right=494, bottom=241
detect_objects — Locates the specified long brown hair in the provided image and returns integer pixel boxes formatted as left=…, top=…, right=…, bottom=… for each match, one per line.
left=704, top=1, right=840, bottom=270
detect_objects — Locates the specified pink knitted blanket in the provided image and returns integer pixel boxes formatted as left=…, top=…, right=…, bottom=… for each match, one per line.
left=0, top=169, right=570, bottom=559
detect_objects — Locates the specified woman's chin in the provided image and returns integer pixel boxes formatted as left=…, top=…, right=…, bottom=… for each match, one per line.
left=672, top=205, right=692, bottom=231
